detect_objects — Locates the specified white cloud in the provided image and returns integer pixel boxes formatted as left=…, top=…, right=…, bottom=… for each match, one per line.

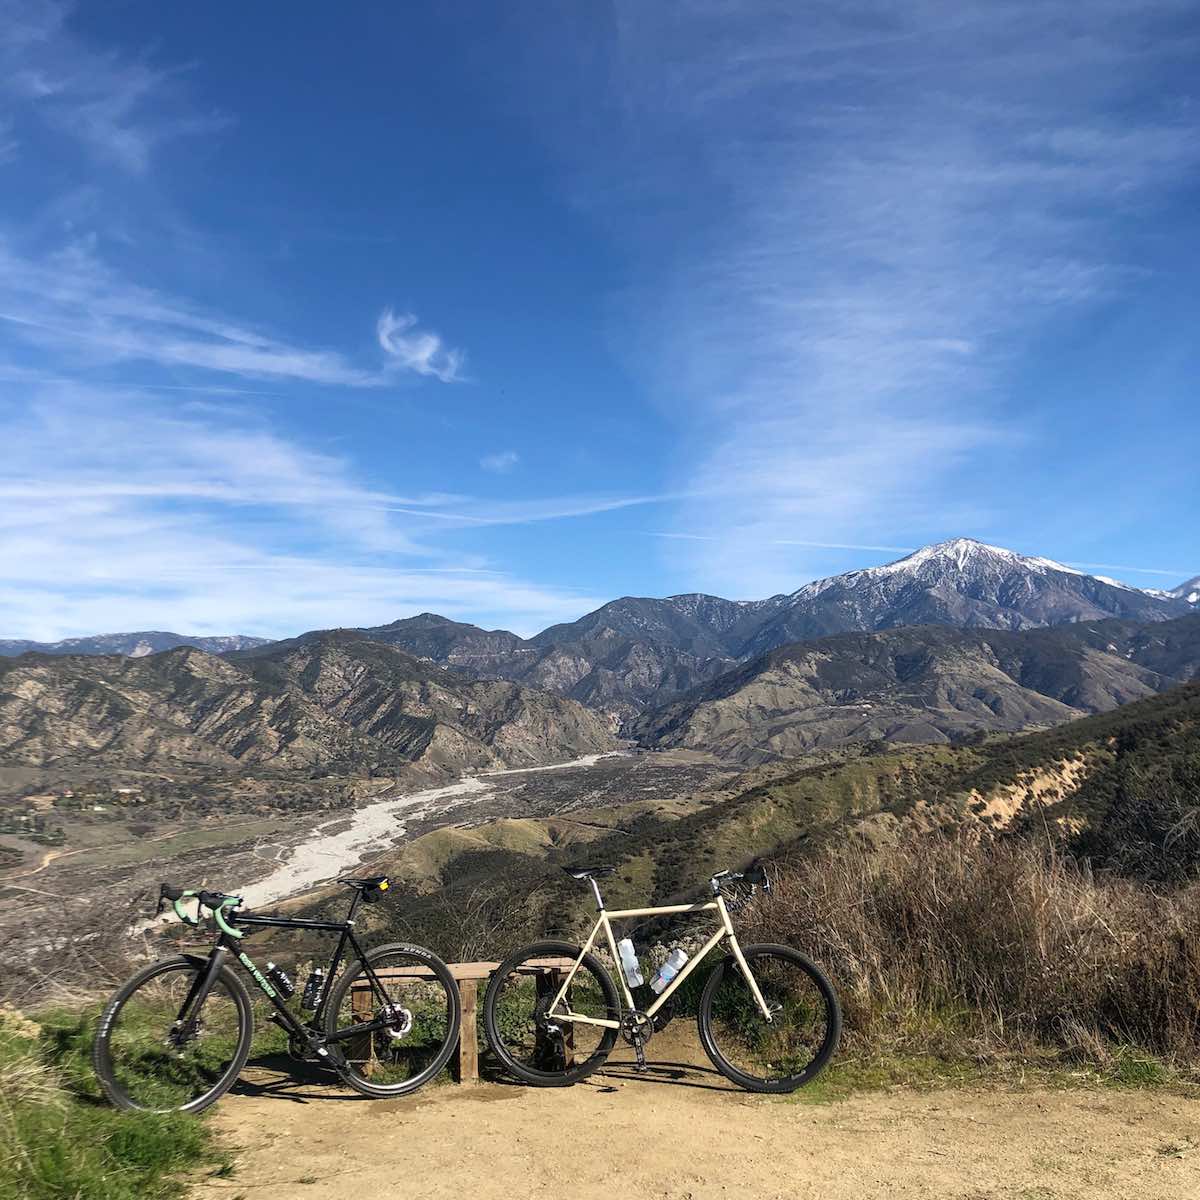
left=0, top=385, right=618, bottom=640
left=546, top=1, right=1199, bottom=595
left=480, top=450, right=520, bottom=473
left=0, top=239, right=468, bottom=386
left=0, top=0, right=227, bottom=172
left=376, top=308, right=465, bottom=383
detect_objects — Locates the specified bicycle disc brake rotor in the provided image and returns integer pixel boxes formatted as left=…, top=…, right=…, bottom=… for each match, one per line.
left=378, top=1003, right=414, bottom=1040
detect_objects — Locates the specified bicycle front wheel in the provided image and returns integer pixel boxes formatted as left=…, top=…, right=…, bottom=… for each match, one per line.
left=324, top=943, right=461, bottom=1097
left=92, top=955, right=253, bottom=1113
left=697, top=943, right=840, bottom=1092
left=483, top=939, right=619, bottom=1086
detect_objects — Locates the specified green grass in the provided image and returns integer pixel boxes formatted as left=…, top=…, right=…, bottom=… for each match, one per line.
left=788, top=1052, right=987, bottom=1103
left=783, top=1045, right=1190, bottom=1107
left=0, top=1006, right=226, bottom=1200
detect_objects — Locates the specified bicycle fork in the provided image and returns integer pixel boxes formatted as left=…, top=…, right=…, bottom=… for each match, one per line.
left=172, top=948, right=230, bottom=1047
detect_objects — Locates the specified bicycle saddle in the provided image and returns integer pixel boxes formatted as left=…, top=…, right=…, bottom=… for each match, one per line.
left=338, top=875, right=390, bottom=892
left=561, top=864, right=616, bottom=879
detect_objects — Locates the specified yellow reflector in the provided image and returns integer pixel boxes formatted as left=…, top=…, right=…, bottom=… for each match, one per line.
left=379, top=880, right=389, bottom=890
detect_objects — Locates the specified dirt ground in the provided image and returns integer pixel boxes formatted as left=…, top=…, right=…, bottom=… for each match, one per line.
left=192, top=1036, right=1200, bottom=1200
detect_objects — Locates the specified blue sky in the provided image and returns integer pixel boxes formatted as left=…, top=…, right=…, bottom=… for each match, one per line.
left=1, top=1, right=1197, bottom=640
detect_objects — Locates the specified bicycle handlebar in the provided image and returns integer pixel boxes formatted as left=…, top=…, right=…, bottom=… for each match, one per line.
left=709, top=862, right=771, bottom=895
left=156, top=883, right=245, bottom=938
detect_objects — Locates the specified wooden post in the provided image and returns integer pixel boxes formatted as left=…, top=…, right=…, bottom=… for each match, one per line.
left=349, top=982, right=374, bottom=1072
left=553, top=969, right=575, bottom=1069
left=455, top=979, right=479, bottom=1085
left=534, top=969, right=574, bottom=1071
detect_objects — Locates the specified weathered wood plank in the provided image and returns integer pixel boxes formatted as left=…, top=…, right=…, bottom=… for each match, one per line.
left=456, top=980, right=479, bottom=1084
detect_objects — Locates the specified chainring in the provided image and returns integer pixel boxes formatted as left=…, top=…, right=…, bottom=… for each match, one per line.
left=620, top=1009, right=654, bottom=1046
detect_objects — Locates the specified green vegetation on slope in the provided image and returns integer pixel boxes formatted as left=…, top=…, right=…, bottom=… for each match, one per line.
left=0, top=1007, right=221, bottom=1200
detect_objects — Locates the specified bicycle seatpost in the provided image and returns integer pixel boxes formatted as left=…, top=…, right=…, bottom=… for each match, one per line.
left=589, top=877, right=604, bottom=910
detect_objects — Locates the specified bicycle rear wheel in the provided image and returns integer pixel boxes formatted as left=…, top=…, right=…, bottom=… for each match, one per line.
left=697, top=943, right=840, bottom=1093
left=92, top=955, right=253, bottom=1113
left=324, top=943, right=460, bottom=1097
left=483, top=939, right=619, bottom=1086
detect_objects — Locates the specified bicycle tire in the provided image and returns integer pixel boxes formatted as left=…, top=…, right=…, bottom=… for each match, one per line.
left=323, top=942, right=461, bottom=1097
left=483, top=939, right=619, bottom=1087
left=92, top=955, right=254, bottom=1114
left=697, top=942, right=840, bottom=1093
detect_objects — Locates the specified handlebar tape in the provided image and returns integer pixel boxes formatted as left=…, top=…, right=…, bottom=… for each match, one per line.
left=211, top=898, right=245, bottom=939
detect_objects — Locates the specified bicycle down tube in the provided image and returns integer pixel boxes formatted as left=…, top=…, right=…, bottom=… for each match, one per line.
left=547, top=892, right=774, bottom=1027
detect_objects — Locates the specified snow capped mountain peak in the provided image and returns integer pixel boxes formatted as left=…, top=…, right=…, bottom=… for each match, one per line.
left=789, top=538, right=1086, bottom=602
left=869, top=538, right=1088, bottom=579
left=1170, top=575, right=1200, bottom=605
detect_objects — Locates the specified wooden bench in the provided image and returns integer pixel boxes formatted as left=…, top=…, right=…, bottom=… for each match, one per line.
left=350, top=957, right=575, bottom=1085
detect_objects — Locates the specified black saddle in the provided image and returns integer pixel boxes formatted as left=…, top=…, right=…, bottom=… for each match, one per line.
left=561, top=864, right=616, bottom=880
left=338, top=875, right=390, bottom=893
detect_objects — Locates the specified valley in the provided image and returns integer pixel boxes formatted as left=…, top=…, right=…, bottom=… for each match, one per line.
left=1, top=537, right=1197, bottom=988
left=0, top=747, right=732, bottom=981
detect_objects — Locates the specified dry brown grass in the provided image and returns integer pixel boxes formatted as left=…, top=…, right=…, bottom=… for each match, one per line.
left=744, top=834, right=1200, bottom=1066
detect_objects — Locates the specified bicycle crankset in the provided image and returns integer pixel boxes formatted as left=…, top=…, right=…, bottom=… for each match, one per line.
left=620, top=1010, right=654, bottom=1073
left=620, top=1009, right=654, bottom=1045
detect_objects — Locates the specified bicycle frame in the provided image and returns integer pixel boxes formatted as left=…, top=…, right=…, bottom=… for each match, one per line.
left=547, top=889, right=773, bottom=1030
left=177, top=893, right=402, bottom=1051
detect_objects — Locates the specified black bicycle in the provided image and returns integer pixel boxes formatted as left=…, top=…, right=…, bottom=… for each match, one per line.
left=93, top=875, right=461, bottom=1113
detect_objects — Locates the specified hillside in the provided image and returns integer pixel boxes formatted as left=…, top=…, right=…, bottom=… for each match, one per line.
left=0, top=631, right=615, bottom=776
left=630, top=613, right=1200, bottom=762
left=353, top=680, right=1200, bottom=958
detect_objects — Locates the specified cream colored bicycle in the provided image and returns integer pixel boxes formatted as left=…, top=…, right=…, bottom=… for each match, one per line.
left=482, top=863, right=840, bottom=1092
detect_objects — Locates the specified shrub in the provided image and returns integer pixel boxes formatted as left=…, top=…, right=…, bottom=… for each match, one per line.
left=744, top=833, right=1200, bottom=1065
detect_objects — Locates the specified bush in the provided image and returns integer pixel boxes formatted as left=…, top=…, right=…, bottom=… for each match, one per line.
left=744, top=834, right=1200, bottom=1065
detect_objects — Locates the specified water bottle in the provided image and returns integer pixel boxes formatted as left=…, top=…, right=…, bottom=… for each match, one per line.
left=650, top=948, right=688, bottom=994
left=265, top=962, right=295, bottom=999
left=617, top=938, right=644, bottom=988
left=300, top=967, right=325, bottom=1010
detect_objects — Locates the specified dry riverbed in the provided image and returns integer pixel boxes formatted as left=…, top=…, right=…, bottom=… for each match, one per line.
left=0, top=750, right=730, bottom=964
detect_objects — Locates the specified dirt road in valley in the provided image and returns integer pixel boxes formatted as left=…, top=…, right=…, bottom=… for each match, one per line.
left=192, top=1040, right=1200, bottom=1200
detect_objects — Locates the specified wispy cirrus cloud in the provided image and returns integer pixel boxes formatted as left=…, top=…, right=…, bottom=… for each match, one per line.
left=0, top=387, right=620, bottom=640
left=550, top=1, right=1199, bottom=595
left=480, top=450, right=520, bottom=473
left=0, top=238, right=464, bottom=386
left=0, top=0, right=226, bottom=172
left=377, top=308, right=465, bottom=382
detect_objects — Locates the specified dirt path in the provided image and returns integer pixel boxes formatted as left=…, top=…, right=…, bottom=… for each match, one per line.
left=193, top=1042, right=1200, bottom=1200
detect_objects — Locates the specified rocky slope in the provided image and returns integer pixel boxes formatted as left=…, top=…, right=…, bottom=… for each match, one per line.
left=0, top=632, right=615, bottom=774
left=0, top=631, right=269, bottom=657
left=630, top=613, right=1200, bottom=763
left=1170, top=575, right=1200, bottom=605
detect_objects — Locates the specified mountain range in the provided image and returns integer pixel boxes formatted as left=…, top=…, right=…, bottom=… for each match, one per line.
left=304, top=539, right=1199, bottom=720
left=630, top=611, right=1200, bottom=762
left=1, top=540, right=1197, bottom=775
left=0, top=632, right=614, bottom=776
left=0, top=632, right=270, bottom=658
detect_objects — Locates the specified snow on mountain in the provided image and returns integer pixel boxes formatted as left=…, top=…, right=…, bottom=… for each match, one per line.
left=742, top=538, right=1188, bottom=658
left=1170, top=576, right=1200, bottom=606
left=0, top=631, right=271, bottom=658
